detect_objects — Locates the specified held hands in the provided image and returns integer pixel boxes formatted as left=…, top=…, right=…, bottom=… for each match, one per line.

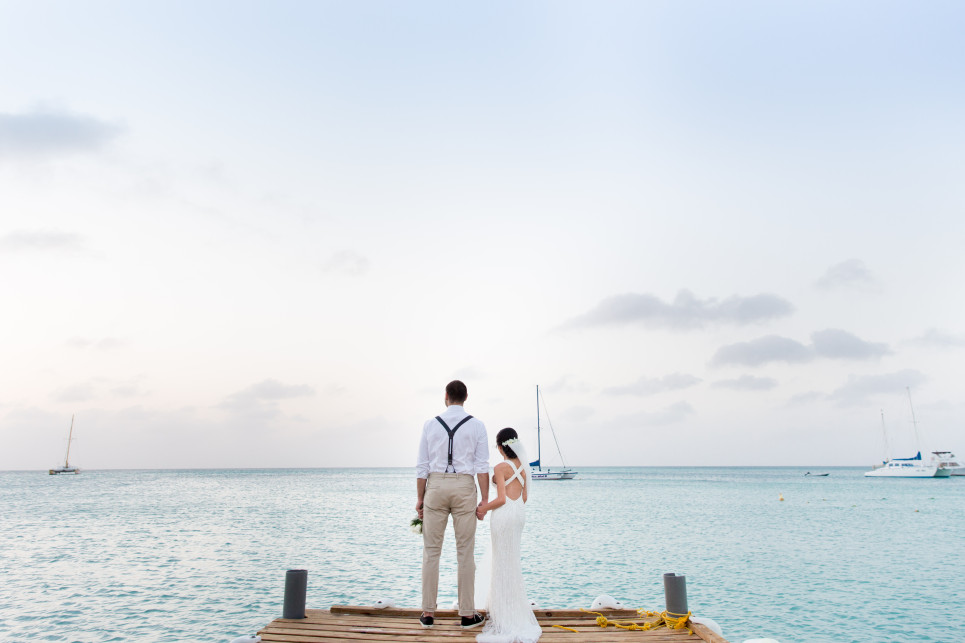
left=476, top=502, right=486, bottom=521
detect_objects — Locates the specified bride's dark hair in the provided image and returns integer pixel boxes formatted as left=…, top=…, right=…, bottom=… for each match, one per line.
left=495, top=427, right=520, bottom=460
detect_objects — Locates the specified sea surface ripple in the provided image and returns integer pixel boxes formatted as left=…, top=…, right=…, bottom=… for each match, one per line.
left=1, top=467, right=962, bottom=642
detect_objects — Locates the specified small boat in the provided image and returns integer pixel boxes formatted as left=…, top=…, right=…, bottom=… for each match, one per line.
left=529, top=386, right=577, bottom=480
left=930, top=451, right=965, bottom=476
left=804, top=472, right=830, bottom=477
left=49, top=415, right=80, bottom=475
left=865, top=392, right=950, bottom=479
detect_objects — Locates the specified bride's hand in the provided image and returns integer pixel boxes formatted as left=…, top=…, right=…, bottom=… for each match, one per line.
left=476, top=504, right=486, bottom=520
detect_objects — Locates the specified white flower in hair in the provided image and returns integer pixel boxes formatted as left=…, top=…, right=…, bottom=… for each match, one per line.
left=501, top=438, right=519, bottom=447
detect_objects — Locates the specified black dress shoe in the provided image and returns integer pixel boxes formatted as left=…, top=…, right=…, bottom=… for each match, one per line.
left=461, top=613, right=485, bottom=629
left=419, top=614, right=434, bottom=628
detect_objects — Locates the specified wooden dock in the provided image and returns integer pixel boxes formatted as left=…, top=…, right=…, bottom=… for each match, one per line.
left=258, top=606, right=730, bottom=642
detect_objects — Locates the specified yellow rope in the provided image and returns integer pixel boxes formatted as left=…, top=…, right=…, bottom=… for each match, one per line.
left=575, top=608, right=693, bottom=635
left=552, top=625, right=579, bottom=632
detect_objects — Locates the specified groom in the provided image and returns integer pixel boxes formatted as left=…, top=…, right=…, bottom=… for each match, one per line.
left=415, top=380, right=489, bottom=629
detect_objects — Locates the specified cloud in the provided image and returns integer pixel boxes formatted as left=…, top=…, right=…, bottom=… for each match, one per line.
left=712, top=375, right=778, bottom=391
left=322, top=250, right=370, bottom=276
left=811, top=329, right=891, bottom=359
left=561, top=290, right=794, bottom=331
left=711, top=335, right=812, bottom=367
left=619, top=401, right=695, bottom=427
left=51, top=383, right=97, bottom=403
left=219, top=379, right=315, bottom=421
left=815, top=259, right=874, bottom=290
left=712, top=329, right=890, bottom=367
left=66, top=336, right=125, bottom=350
left=0, top=108, right=123, bottom=158
left=603, top=373, right=701, bottom=396
left=828, top=369, right=927, bottom=407
left=788, top=391, right=824, bottom=406
left=0, top=230, right=84, bottom=253
left=907, top=328, right=965, bottom=349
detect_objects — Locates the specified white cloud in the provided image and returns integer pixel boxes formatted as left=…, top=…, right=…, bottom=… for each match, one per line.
left=815, top=259, right=874, bottom=290
left=0, top=230, right=84, bottom=253
left=712, top=329, right=890, bottom=367
left=907, top=328, right=965, bottom=349
left=712, top=375, right=778, bottom=391
left=321, top=250, right=370, bottom=276
left=828, top=369, right=927, bottom=407
left=561, top=290, right=794, bottom=331
left=0, top=108, right=123, bottom=158
left=603, top=373, right=701, bottom=396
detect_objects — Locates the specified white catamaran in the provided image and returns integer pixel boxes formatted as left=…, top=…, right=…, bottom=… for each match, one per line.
left=865, top=390, right=950, bottom=479
left=529, top=386, right=577, bottom=480
left=49, top=414, right=80, bottom=475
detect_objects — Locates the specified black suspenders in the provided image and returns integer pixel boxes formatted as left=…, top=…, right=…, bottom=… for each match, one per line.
left=435, top=415, right=474, bottom=473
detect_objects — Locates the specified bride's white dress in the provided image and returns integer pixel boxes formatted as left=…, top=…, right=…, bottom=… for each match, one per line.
left=476, top=460, right=542, bottom=643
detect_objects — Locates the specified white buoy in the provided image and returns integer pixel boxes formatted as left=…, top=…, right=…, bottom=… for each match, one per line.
left=372, top=598, right=395, bottom=609
left=590, top=595, right=624, bottom=610
left=230, top=636, right=261, bottom=643
left=691, top=616, right=723, bottom=636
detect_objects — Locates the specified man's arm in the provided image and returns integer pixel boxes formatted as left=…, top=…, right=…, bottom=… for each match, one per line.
left=416, top=424, right=430, bottom=517
left=476, top=472, right=490, bottom=504
left=416, top=477, right=427, bottom=518
left=474, top=422, right=490, bottom=506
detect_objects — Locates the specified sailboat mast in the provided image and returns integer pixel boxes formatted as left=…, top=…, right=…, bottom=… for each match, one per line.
left=879, top=409, right=889, bottom=463
left=907, top=387, right=923, bottom=456
left=64, top=414, right=75, bottom=468
left=536, top=386, right=542, bottom=471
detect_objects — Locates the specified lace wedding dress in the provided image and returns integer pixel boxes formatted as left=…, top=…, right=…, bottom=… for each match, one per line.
left=476, top=460, right=542, bottom=643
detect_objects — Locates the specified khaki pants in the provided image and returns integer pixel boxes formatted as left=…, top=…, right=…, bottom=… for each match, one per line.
left=421, top=472, right=478, bottom=616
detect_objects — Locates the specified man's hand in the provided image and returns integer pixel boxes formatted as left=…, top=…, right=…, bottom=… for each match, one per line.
left=476, top=502, right=486, bottom=521
left=416, top=499, right=424, bottom=520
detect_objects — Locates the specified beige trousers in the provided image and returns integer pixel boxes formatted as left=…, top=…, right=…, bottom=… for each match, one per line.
left=421, top=472, right=478, bottom=616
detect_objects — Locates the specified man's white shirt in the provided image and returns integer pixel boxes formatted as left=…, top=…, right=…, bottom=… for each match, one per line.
left=416, top=405, right=489, bottom=478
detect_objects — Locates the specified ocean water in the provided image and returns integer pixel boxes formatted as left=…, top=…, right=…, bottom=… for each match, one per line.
left=1, top=467, right=962, bottom=643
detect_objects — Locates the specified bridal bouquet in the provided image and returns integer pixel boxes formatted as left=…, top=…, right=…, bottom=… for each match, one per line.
left=410, top=516, right=423, bottom=535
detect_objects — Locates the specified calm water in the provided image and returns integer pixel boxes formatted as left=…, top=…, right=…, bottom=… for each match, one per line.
left=1, top=467, right=962, bottom=643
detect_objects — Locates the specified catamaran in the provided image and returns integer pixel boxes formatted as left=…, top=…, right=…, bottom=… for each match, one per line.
left=529, top=386, right=577, bottom=480
left=865, top=390, right=949, bottom=479
left=49, top=415, right=80, bottom=475
left=930, top=451, right=965, bottom=476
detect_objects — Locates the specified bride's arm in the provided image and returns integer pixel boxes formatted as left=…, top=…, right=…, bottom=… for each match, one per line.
left=479, top=464, right=507, bottom=514
left=522, top=472, right=528, bottom=504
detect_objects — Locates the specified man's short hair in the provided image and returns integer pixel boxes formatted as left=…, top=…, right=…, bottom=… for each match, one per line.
left=446, top=380, right=468, bottom=404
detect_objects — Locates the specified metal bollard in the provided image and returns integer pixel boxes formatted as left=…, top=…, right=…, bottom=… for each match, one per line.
left=283, top=569, right=308, bottom=619
left=663, top=572, right=688, bottom=615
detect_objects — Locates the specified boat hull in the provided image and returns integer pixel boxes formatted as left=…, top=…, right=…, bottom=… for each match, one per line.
left=864, top=464, right=943, bottom=478
left=48, top=467, right=79, bottom=475
left=531, top=469, right=577, bottom=480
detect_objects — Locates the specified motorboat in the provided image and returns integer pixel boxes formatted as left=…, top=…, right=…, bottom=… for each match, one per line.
left=930, top=451, right=965, bottom=476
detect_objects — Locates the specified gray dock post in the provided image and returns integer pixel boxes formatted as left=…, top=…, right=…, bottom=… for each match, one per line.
left=283, top=569, right=308, bottom=619
left=663, top=572, right=688, bottom=615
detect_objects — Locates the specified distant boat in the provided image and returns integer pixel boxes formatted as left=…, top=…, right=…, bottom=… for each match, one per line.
left=930, top=451, right=965, bottom=476
left=49, top=415, right=80, bottom=475
left=529, top=386, right=577, bottom=481
left=804, top=472, right=830, bottom=477
left=865, top=392, right=949, bottom=479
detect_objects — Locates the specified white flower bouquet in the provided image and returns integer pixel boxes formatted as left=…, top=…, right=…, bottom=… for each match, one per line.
left=410, top=516, right=423, bottom=535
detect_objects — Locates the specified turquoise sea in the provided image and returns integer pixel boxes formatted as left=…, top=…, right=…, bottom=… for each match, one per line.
left=1, top=467, right=962, bottom=643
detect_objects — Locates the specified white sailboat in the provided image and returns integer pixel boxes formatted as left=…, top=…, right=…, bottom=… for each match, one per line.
left=865, top=390, right=949, bottom=479
left=49, top=415, right=80, bottom=475
left=529, top=386, right=577, bottom=480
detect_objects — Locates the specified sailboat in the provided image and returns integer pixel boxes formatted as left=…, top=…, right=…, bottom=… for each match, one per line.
left=529, top=386, right=577, bottom=480
left=865, top=391, right=949, bottom=478
left=49, top=415, right=80, bottom=475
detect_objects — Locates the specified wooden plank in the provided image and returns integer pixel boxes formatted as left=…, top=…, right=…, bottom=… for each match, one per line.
left=258, top=607, right=718, bottom=643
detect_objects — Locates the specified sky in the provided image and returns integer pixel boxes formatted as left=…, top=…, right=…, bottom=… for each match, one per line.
left=2, top=1, right=964, bottom=470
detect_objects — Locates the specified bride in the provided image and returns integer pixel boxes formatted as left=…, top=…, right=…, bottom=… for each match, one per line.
left=474, top=428, right=542, bottom=643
